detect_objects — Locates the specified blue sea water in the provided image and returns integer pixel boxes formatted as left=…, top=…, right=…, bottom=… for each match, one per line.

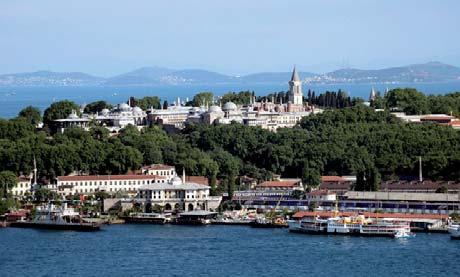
left=1, top=82, right=460, bottom=118
left=0, top=225, right=459, bottom=277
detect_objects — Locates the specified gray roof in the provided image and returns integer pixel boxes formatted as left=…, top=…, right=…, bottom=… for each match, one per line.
left=179, top=211, right=217, bottom=216
left=291, top=66, right=300, bottom=82
left=139, top=182, right=210, bottom=191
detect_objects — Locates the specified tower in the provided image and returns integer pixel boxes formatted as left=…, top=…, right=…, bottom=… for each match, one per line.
left=288, top=66, right=303, bottom=105
left=369, top=87, right=377, bottom=102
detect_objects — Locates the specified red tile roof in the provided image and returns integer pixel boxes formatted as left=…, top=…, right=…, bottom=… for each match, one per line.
left=420, top=116, right=454, bottom=121
left=142, top=164, right=175, bottom=170
left=257, top=180, right=300, bottom=188
left=58, top=175, right=165, bottom=182
left=185, top=176, right=209, bottom=185
left=321, top=176, right=347, bottom=182
left=292, top=211, right=448, bottom=220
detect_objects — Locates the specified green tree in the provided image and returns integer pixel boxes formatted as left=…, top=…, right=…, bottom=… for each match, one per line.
left=34, top=188, right=60, bottom=202
left=191, top=92, right=214, bottom=106
left=385, top=88, right=429, bottom=115
left=43, top=100, right=80, bottom=126
left=134, top=96, right=161, bottom=110
left=84, top=101, right=113, bottom=114
left=0, top=171, right=17, bottom=198
left=18, top=106, right=42, bottom=125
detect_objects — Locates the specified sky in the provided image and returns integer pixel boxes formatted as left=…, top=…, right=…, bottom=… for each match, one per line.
left=1, top=0, right=460, bottom=76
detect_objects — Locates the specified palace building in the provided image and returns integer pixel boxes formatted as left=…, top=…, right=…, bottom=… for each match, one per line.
left=53, top=66, right=322, bottom=133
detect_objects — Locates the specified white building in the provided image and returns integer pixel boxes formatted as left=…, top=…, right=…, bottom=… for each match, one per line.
left=10, top=176, right=33, bottom=198
left=53, top=174, right=167, bottom=197
left=54, top=102, right=147, bottom=134
left=141, top=164, right=177, bottom=181
left=137, top=175, right=221, bottom=212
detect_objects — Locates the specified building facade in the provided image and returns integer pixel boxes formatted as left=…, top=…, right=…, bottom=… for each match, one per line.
left=137, top=176, right=221, bottom=212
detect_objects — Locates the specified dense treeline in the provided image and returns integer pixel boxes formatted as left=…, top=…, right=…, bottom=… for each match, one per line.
left=183, top=106, right=460, bottom=190
left=374, top=88, right=460, bottom=116
left=1, top=88, right=460, bottom=198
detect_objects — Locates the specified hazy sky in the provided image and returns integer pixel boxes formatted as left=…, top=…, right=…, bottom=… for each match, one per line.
left=1, top=0, right=459, bottom=76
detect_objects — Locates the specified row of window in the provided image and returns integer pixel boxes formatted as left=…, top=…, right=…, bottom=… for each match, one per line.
left=60, top=179, right=165, bottom=187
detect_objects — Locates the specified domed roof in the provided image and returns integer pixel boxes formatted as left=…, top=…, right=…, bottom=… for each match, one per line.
left=208, top=105, right=222, bottom=113
left=101, top=108, right=110, bottom=115
left=67, top=111, right=79, bottom=119
left=171, top=176, right=183, bottom=186
left=223, top=101, right=237, bottom=111
left=119, top=103, right=130, bottom=111
left=132, top=106, right=143, bottom=114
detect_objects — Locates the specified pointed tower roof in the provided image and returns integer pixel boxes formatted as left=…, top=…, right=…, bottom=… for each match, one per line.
left=290, top=66, right=301, bottom=82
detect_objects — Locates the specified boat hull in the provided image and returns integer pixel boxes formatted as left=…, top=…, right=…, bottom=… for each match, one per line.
left=250, top=221, right=288, bottom=228
left=122, top=217, right=168, bottom=224
left=10, top=221, right=101, bottom=231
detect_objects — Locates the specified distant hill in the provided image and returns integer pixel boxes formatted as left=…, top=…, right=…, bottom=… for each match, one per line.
left=0, top=70, right=104, bottom=86
left=1, top=62, right=460, bottom=86
left=238, top=71, right=315, bottom=84
left=309, top=62, right=460, bottom=84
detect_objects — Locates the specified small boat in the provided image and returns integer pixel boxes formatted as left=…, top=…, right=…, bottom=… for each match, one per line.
left=250, top=217, right=288, bottom=228
left=10, top=202, right=100, bottom=231
left=121, top=212, right=171, bottom=224
left=173, top=211, right=217, bottom=225
left=448, top=223, right=460, bottom=239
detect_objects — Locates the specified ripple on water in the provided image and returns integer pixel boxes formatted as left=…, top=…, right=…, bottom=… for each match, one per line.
left=1, top=225, right=459, bottom=277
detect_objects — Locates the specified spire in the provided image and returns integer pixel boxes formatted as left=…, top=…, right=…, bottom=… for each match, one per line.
left=182, top=167, right=186, bottom=183
left=369, top=87, right=377, bottom=101
left=290, top=65, right=300, bottom=82
left=33, top=156, right=37, bottom=185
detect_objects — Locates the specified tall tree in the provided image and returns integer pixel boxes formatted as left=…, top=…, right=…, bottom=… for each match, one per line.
left=18, top=106, right=42, bottom=125
left=43, top=100, right=80, bottom=126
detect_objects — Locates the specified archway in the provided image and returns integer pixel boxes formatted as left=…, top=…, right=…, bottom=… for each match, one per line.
left=188, top=203, right=194, bottom=211
left=145, top=203, right=152, bottom=213
left=174, top=203, right=180, bottom=211
left=165, top=203, right=172, bottom=211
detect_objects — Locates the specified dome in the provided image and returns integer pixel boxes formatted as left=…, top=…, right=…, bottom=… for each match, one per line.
left=132, top=107, right=143, bottom=115
left=171, top=176, right=182, bottom=186
left=119, top=103, right=130, bottom=111
left=208, top=105, right=222, bottom=113
left=67, top=112, right=79, bottom=119
left=223, top=101, right=237, bottom=111
left=101, top=108, right=110, bottom=115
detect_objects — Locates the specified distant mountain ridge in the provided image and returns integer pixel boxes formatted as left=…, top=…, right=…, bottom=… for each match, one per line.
left=1, top=62, right=460, bottom=86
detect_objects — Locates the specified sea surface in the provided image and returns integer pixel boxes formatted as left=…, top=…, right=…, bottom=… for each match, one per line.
left=0, top=224, right=459, bottom=277
left=1, top=82, right=460, bottom=118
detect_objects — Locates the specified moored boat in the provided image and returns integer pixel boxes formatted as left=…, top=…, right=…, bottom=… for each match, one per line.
left=250, top=217, right=288, bottom=228
left=121, top=212, right=172, bottom=224
left=174, top=211, right=217, bottom=225
left=290, top=214, right=412, bottom=238
left=448, top=223, right=460, bottom=239
left=9, top=202, right=100, bottom=232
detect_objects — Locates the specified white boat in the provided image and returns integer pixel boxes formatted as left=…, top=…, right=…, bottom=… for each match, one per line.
left=448, top=223, right=460, bottom=239
left=10, top=202, right=100, bottom=231
left=288, top=216, right=328, bottom=234
left=291, top=214, right=412, bottom=238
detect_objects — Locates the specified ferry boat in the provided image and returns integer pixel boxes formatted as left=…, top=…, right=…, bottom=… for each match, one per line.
left=122, top=212, right=172, bottom=224
left=174, top=211, right=217, bottom=225
left=288, top=216, right=327, bottom=234
left=448, top=223, right=460, bottom=239
left=10, top=202, right=100, bottom=231
left=289, top=214, right=412, bottom=238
